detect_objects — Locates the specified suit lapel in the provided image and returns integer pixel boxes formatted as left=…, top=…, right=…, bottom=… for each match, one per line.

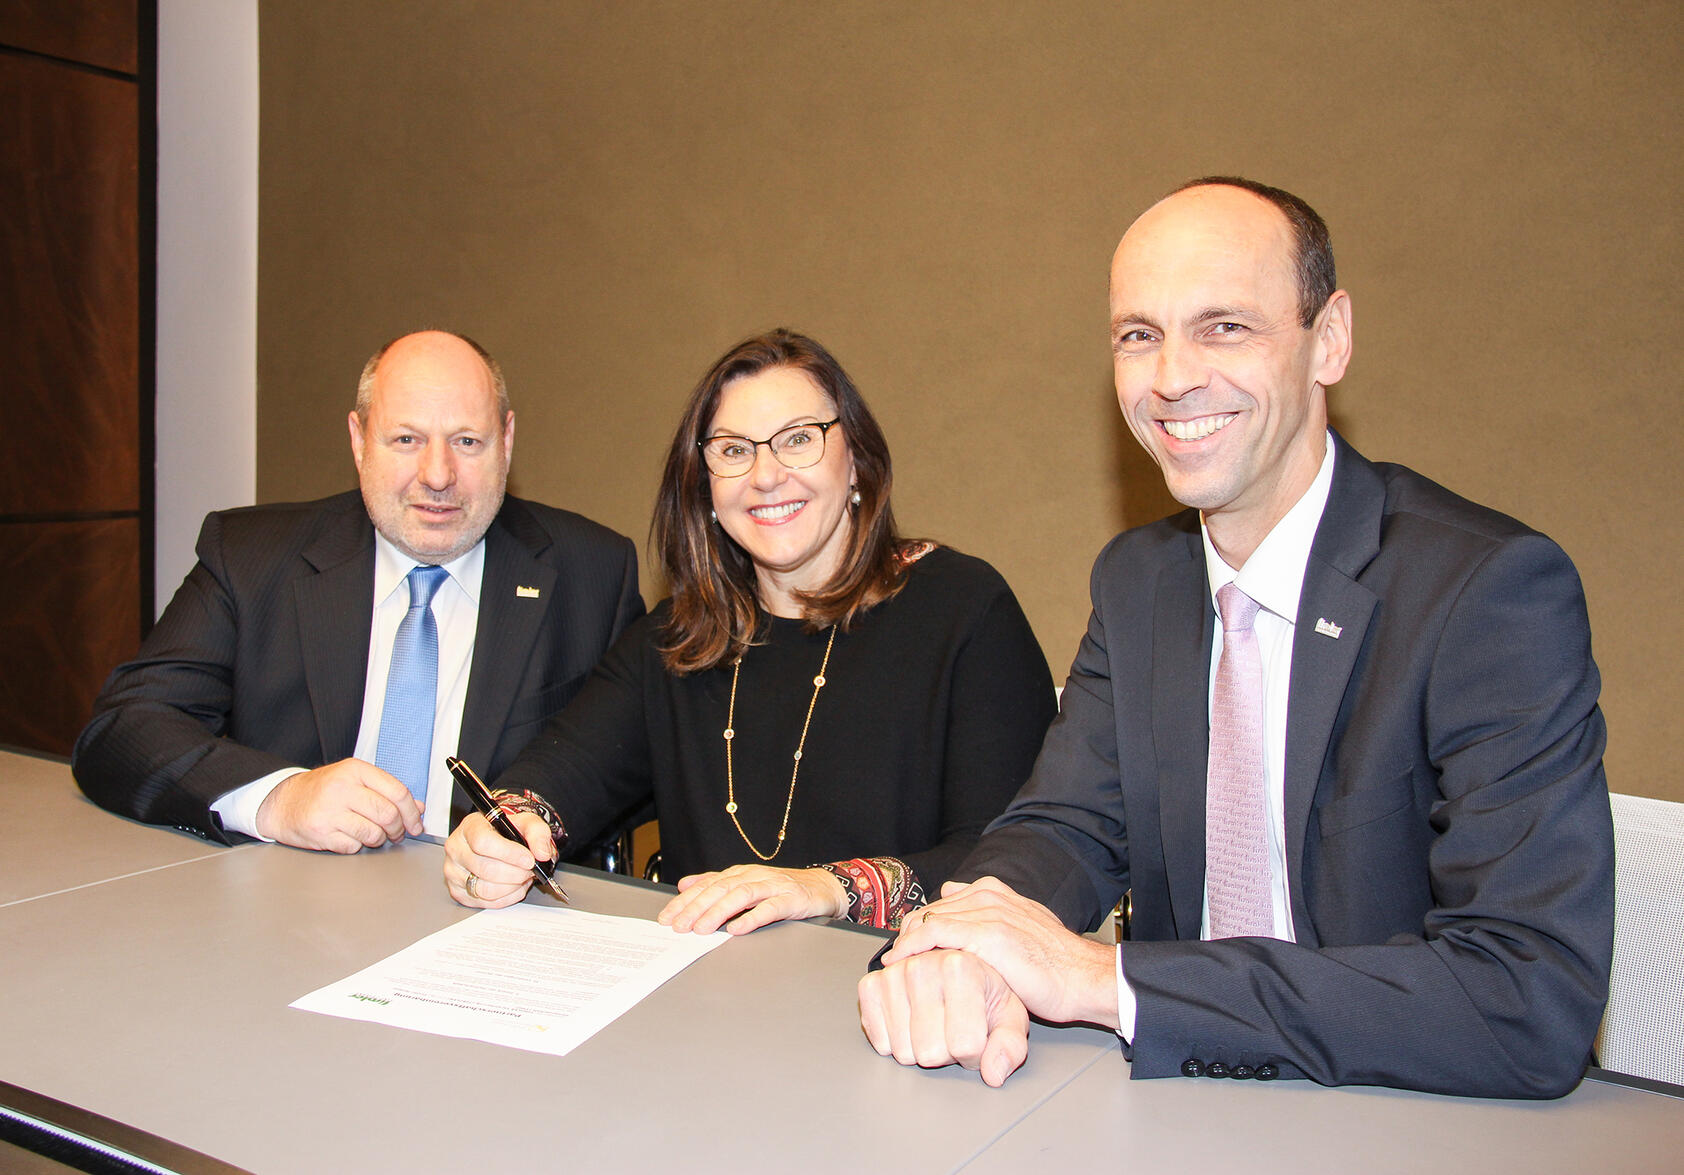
left=1282, top=433, right=1384, bottom=945
left=1151, top=522, right=1214, bottom=940
left=295, top=499, right=376, bottom=763
left=457, top=501, right=557, bottom=781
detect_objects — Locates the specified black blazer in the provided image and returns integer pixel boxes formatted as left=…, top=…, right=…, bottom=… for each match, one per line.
left=961, top=433, right=1613, bottom=1098
left=73, top=492, right=644, bottom=842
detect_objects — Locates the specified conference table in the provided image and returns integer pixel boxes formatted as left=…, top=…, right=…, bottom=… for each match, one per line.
left=2, top=750, right=1679, bottom=1173
left=0, top=748, right=226, bottom=905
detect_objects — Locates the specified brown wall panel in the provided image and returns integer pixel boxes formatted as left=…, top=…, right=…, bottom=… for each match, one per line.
left=0, top=0, right=138, bottom=74
left=0, top=51, right=140, bottom=516
left=257, top=1, right=1682, bottom=800
left=0, top=519, right=140, bottom=755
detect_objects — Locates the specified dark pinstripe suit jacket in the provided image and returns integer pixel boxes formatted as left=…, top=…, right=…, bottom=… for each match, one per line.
left=72, top=491, right=643, bottom=843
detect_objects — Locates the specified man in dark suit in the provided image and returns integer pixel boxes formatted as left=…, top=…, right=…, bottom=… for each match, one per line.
left=74, top=330, right=643, bottom=852
left=858, top=179, right=1613, bottom=1098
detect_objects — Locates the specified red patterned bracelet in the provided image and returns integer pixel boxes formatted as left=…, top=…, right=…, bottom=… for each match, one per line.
left=814, top=857, right=928, bottom=929
left=490, top=789, right=570, bottom=854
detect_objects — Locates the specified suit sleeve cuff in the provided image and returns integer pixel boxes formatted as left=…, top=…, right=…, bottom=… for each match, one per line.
left=209, top=767, right=307, bottom=841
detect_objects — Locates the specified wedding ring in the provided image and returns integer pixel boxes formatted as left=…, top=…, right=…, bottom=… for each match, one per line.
left=465, top=872, right=481, bottom=900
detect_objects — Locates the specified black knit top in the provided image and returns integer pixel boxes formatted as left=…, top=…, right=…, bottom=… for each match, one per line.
left=497, top=545, right=1057, bottom=891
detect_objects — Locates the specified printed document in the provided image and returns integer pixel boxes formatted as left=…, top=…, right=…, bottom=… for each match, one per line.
left=291, top=905, right=728, bottom=1056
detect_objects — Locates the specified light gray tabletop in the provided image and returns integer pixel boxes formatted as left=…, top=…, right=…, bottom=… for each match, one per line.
left=0, top=826, right=1119, bottom=1174
left=961, top=1027, right=1684, bottom=1174
left=7, top=751, right=1679, bottom=1174
left=0, top=749, right=225, bottom=906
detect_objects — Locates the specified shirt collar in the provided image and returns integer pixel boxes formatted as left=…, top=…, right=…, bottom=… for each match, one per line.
left=1201, top=433, right=1337, bottom=624
left=372, top=530, right=486, bottom=607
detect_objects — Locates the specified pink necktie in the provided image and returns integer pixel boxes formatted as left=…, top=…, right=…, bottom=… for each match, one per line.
left=1206, top=582, right=1274, bottom=939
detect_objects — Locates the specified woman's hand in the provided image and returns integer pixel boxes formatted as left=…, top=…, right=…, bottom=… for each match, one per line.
left=657, top=865, right=848, bottom=935
left=443, top=810, right=554, bottom=908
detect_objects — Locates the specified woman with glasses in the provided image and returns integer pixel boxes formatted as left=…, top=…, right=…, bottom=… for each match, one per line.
left=444, top=329, right=1055, bottom=934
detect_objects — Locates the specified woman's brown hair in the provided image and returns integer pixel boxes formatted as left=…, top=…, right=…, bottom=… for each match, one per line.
left=651, top=329, right=909, bottom=673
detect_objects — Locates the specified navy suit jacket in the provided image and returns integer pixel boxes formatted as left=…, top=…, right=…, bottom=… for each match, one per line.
left=73, top=491, right=644, bottom=843
left=960, top=434, right=1613, bottom=1098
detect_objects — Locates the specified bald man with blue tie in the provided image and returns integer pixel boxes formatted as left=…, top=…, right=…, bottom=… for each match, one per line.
left=74, top=331, right=643, bottom=851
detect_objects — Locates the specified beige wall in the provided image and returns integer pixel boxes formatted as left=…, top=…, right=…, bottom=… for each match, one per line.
left=257, top=1, right=1682, bottom=800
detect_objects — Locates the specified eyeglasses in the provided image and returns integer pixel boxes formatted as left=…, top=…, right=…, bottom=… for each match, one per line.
left=698, top=419, right=841, bottom=477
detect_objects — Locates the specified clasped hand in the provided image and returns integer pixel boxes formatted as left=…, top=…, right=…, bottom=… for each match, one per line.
left=857, top=877, right=1119, bottom=1087
left=254, top=758, right=424, bottom=852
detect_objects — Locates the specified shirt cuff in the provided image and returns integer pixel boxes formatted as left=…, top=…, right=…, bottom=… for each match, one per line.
left=209, top=767, right=307, bottom=841
left=1115, top=943, right=1137, bottom=1044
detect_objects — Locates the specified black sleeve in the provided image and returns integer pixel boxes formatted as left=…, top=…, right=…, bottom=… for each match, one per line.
left=893, top=575, right=1056, bottom=892
left=72, top=512, right=296, bottom=842
left=492, top=616, right=660, bottom=856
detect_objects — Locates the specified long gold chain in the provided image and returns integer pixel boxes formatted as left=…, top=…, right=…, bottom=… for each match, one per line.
left=723, top=625, right=837, bottom=861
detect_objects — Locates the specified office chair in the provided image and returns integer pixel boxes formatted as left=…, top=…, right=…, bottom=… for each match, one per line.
left=571, top=799, right=656, bottom=878
left=1594, top=791, right=1684, bottom=1088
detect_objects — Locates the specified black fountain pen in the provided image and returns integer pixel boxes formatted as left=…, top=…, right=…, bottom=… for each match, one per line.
left=445, top=756, right=570, bottom=903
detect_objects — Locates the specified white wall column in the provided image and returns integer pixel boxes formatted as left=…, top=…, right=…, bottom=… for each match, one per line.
left=154, top=0, right=259, bottom=611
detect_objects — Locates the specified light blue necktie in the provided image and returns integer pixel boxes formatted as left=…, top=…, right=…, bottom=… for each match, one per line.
left=375, top=564, right=450, bottom=801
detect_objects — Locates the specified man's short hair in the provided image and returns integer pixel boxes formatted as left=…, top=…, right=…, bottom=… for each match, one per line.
left=354, top=330, right=511, bottom=422
left=1171, top=176, right=1337, bottom=328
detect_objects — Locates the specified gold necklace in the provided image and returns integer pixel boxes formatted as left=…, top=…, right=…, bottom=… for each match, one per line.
left=723, top=625, right=837, bottom=861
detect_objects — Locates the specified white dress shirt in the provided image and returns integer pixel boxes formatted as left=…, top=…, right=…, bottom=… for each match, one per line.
left=210, top=533, right=485, bottom=841
left=1116, top=435, right=1336, bottom=1040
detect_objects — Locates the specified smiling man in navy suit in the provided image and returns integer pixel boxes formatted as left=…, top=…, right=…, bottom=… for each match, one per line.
left=75, top=330, right=643, bottom=852
left=859, top=179, right=1614, bottom=1098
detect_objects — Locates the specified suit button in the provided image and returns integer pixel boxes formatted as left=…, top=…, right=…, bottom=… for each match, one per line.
left=1181, top=1059, right=1206, bottom=1078
left=1206, top=1062, right=1230, bottom=1079
left=1233, top=1065, right=1255, bottom=1080
left=1256, top=1064, right=1279, bottom=1081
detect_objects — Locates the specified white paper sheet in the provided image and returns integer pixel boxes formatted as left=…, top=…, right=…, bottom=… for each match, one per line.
left=290, top=904, right=728, bottom=1056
